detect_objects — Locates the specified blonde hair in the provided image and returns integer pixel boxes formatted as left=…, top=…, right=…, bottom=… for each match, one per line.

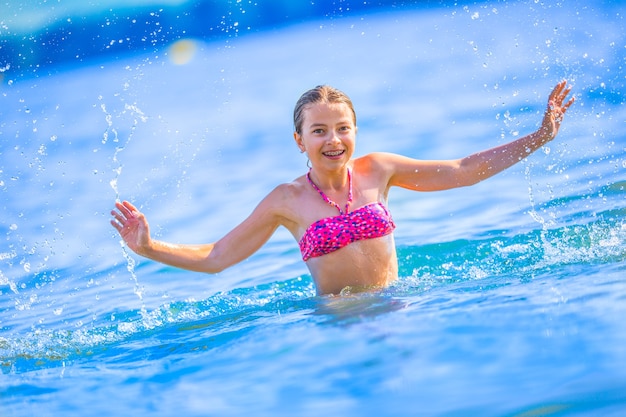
left=293, top=85, right=356, bottom=134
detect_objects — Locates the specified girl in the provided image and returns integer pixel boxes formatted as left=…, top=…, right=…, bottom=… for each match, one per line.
left=111, top=81, right=574, bottom=295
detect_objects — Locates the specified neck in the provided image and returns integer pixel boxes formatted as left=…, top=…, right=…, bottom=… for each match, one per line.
left=308, top=166, right=351, bottom=191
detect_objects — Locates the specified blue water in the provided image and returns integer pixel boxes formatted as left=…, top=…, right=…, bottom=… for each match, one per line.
left=1, top=1, right=625, bottom=416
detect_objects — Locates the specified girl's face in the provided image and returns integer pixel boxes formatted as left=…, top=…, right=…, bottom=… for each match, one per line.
left=294, top=102, right=357, bottom=171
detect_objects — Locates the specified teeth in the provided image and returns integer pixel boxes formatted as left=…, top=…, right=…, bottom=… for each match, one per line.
left=325, top=150, right=343, bottom=156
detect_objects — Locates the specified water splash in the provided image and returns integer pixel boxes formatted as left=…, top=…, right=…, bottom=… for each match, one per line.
left=400, top=207, right=625, bottom=292
left=100, top=96, right=150, bottom=312
left=0, top=276, right=315, bottom=374
left=101, top=98, right=148, bottom=202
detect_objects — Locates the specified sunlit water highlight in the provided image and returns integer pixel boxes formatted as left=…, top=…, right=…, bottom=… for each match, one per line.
left=1, top=1, right=625, bottom=416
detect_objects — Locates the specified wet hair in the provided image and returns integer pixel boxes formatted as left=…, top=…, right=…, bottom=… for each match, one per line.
left=293, top=85, right=357, bottom=134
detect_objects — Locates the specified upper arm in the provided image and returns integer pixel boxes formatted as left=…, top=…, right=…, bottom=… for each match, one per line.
left=207, top=187, right=285, bottom=271
left=372, top=152, right=470, bottom=192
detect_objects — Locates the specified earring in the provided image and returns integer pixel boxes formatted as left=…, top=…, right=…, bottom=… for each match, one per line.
left=307, top=159, right=312, bottom=169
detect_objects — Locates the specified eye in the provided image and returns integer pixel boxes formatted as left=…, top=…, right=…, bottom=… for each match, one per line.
left=312, top=128, right=325, bottom=134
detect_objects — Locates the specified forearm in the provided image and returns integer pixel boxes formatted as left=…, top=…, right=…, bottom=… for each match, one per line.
left=460, top=126, right=553, bottom=184
left=138, top=240, right=222, bottom=273
left=112, top=197, right=280, bottom=274
left=457, top=81, right=574, bottom=186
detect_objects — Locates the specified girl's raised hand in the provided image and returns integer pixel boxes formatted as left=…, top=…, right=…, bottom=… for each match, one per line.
left=110, top=201, right=151, bottom=255
left=541, top=80, right=575, bottom=140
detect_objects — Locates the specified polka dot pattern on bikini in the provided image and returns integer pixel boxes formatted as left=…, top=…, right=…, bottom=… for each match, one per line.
left=299, top=202, right=396, bottom=261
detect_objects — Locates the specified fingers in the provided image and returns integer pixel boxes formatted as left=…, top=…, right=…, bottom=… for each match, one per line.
left=110, top=219, right=122, bottom=232
left=111, top=200, right=142, bottom=233
left=115, top=200, right=136, bottom=218
left=550, top=80, right=574, bottom=106
left=110, top=207, right=127, bottom=233
left=558, top=87, right=573, bottom=106
left=122, top=200, right=139, bottom=212
left=563, top=95, right=576, bottom=111
left=110, top=208, right=125, bottom=224
left=549, top=80, right=565, bottom=99
left=547, top=80, right=575, bottom=121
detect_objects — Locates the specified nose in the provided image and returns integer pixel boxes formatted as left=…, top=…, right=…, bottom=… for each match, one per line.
left=327, top=131, right=342, bottom=144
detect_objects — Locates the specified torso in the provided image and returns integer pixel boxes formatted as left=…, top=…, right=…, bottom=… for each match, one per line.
left=277, top=155, right=399, bottom=295
left=299, top=201, right=396, bottom=260
left=305, top=234, right=398, bottom=295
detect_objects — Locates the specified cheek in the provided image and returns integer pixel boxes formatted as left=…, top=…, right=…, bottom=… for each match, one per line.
left=342, top=133, right=356, bottom=146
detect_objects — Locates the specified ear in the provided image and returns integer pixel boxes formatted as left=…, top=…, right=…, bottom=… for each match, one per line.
left=294, top=132, right=306, bottom=153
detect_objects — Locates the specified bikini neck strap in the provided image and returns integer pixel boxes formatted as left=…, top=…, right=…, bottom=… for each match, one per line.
left=306, top=168, right=353, bottom=215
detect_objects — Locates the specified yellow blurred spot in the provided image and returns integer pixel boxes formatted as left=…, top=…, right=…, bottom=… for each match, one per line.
left=168, top=39, right=197, bottom=65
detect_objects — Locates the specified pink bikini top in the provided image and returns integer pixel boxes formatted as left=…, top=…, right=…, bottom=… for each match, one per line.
left=299, top=169, right=396, bottom=262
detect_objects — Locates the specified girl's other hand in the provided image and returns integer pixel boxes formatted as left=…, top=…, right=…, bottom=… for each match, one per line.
left=110, top=201, right=152, bottom=255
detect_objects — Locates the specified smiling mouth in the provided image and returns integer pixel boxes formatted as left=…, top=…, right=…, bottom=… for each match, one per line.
left=323, top=150, right=345, bottom=157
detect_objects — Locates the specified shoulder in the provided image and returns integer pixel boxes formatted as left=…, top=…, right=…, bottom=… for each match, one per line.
left=353, top=152, right=406, bottom=176
left=355, top=152, right=404, bottom=166
left=357, top=152, right=434, bottom=172
left=354, top=152, right=437, bottom=192
left=257, top=176, right=308, bottom=220
left=350, top=153, right=401, bottom=194
left=270, top=175, right=308, bottom=202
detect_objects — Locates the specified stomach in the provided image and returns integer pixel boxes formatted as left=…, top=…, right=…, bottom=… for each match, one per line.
left=305, top=235, right=398, bottom=295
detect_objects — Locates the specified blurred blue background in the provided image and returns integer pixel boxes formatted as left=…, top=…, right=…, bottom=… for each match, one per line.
left=1, top=0, right=434, bottom=77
